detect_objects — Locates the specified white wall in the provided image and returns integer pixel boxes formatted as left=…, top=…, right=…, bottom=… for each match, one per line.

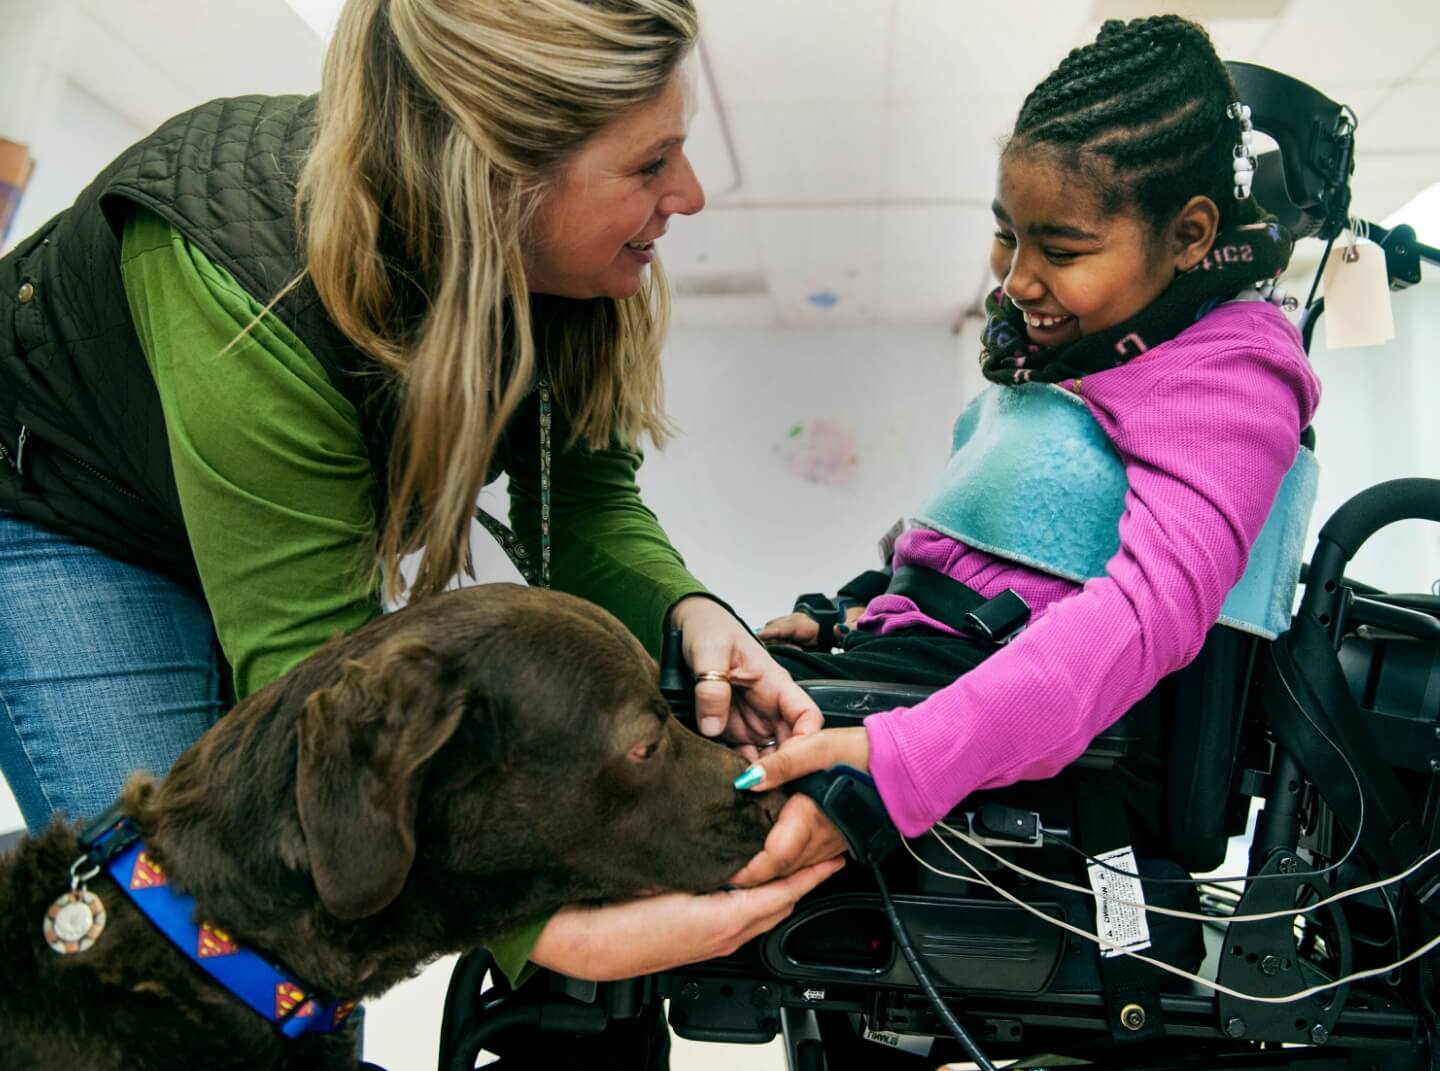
left=636, top=319, right=980, bottom=624
left=460, top=317, right=981, bottom=618
left=1305, top=276, right=1440, bottom=595
left=0, top=2, right=74, bottom=151
left=6, top=79, right=146, bottom=246
left=0, top=770, right=18, bottom=835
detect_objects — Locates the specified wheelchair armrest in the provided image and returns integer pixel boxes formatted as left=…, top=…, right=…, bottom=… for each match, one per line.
left=799, top=680, right=938, bottom=717
left=797, top=680, right=1142, bottom=768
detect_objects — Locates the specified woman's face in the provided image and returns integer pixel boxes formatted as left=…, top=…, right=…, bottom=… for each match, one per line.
left=989, top=149, right=1180, bottom=348
left=527, top=69, right=705, bottom=300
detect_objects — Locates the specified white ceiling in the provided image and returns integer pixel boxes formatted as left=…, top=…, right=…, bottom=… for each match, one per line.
left=64, top=0, right=1440, bottom=326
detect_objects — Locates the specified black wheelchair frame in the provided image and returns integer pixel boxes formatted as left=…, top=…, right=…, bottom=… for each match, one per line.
left=436, top=63, right=1440, bottom=1071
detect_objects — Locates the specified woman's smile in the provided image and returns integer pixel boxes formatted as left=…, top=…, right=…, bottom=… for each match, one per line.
left=623, top=231, right=664, bottom=264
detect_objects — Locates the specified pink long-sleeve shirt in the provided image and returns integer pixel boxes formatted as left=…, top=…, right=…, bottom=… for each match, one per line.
left=863, top=298, right=1322, bottom=837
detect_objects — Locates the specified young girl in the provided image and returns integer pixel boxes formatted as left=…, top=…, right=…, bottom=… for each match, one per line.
left=737, top=14, right=1322, bottom=877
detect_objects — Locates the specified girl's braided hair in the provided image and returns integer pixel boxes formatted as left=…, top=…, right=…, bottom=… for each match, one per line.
left=1008, top=15, right=1257, bottom=231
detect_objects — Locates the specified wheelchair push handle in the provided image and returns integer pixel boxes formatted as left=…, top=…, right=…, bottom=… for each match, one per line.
left=1301, top=478, right=1440, bottom=623
left=1314, top=478, right=1440, bottom=561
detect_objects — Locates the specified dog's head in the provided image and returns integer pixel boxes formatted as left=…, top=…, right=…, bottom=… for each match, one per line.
left=284, top=584, right=780, bottom=921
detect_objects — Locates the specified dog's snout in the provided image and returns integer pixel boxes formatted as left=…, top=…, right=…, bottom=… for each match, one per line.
left=755, top=789, right=785, bottom=828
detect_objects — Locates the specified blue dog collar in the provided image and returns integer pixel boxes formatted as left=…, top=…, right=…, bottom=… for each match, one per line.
left=87, top=815, right=359, bottom=1038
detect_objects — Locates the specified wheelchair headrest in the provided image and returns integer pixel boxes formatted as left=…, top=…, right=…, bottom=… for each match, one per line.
left=1224, top=61, right=1356, bottom=242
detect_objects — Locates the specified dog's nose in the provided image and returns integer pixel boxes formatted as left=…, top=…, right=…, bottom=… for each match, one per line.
left=755, top=789, right=785, bottom=828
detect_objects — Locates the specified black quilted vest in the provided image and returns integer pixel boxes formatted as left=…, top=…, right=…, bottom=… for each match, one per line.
left=0, top=95, right=394, bottom=579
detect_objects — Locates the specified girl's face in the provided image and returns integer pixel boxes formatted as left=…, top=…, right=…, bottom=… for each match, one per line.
left=990, top=149, right=1206, bottom=348
left=527, top=69, right=705, bottom=300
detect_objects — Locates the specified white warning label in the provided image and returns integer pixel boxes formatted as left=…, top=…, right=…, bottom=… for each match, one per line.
left=1087, top=845, right=1152, bottom=959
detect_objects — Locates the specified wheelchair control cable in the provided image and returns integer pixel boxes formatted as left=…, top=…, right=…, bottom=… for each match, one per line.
left=921, top=667, right=1440, bottom=967
left=869, top=857, right=1001, bottom=1071
left=936, top=815, right=1440, bottom=928
left=938, top=665, right=1407, bottom=930
left=916, top=660, right=1440, bottom=1001
left=1043, top=660, right=1369, bottom=893
left=905, top=827, right=1440, bottom=1005
left=792, top=767, right=1001, bottom=1070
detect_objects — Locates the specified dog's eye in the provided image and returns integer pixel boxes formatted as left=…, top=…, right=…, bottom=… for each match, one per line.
left=628, top=739, right=662, bottom=763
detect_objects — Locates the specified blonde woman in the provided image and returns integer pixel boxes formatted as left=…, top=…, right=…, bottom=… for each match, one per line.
left=0, top=0, right=839, bottom=1058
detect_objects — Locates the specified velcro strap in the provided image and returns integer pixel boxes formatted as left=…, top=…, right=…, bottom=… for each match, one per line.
left=1077, top=775, right=1166, bottom=1043
left=792, top=765, right=900, bottom=865
left=792, top=593, right=839, bottom=649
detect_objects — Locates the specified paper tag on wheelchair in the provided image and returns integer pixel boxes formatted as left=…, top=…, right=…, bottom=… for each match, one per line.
left=862, top=1023, right=934, bottom=1057
left=878, top=517, right=910, bottom=565
left=1087, top=846, right=1152, bottom=958
left=1322, top=239, right=1394, bottom=350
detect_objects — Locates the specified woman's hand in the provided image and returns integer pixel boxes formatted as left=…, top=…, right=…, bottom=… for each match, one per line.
left=727, top=726, right=871, bottom=888
left=529, top=858, right=844, bottom=981
left=668, top=595, right=823, bottom=753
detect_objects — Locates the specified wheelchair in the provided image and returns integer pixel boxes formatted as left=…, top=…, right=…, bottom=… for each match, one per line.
left=436, top=62, right=1440, bottom=1071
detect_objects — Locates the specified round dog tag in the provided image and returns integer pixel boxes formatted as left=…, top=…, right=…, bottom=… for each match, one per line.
left=44, top=888, right=107, bottom=954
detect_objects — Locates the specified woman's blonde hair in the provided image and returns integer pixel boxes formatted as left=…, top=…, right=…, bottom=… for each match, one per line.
left=298, top=0, right=698, bottom=601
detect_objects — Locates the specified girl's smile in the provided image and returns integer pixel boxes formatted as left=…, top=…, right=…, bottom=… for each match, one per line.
left=1016, top=308, right=1078, bottom=347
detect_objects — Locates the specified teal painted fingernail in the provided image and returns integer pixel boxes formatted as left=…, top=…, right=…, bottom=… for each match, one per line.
left=733, top=766, right=764, bottom=790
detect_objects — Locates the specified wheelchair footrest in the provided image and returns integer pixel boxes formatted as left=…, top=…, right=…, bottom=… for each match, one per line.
left=664, top=972, right=784, bottom=1043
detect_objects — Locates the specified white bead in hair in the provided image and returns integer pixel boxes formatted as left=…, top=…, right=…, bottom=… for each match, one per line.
left=1228, top=99, right=1257, bottom=201
left=1257, top=279, right=1298, bottom=312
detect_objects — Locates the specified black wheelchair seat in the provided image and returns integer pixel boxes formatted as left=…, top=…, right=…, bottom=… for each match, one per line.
left=437, top=479, right=1440, bottom=1071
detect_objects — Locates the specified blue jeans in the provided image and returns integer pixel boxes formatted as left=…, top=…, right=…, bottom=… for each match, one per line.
left=0, top=511, right=224, bottom=833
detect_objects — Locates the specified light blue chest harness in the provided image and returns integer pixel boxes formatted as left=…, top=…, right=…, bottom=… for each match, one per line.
left=912, top=383, right=1317, bottom=640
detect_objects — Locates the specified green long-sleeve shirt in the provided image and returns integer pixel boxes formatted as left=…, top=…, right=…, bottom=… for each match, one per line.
left=120, top=206, right=707, bottom=982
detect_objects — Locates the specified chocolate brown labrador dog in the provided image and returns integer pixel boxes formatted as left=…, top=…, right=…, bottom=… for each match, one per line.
left=0, top=584, right=783, bottom=1070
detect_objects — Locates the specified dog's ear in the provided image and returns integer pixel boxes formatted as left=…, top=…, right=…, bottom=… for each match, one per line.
left=295, top=634, right=466, bottom=920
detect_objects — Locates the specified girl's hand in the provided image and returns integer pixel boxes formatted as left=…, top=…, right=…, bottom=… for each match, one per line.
left=727, top=726, right=870, bottom=887
left=667, top=595, right=823, bottom=753
left=757, top=604, right=866, bottom=650
left=757, top=611, right=821, bottom=648
left=529, top=858, right=844, bottom=981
